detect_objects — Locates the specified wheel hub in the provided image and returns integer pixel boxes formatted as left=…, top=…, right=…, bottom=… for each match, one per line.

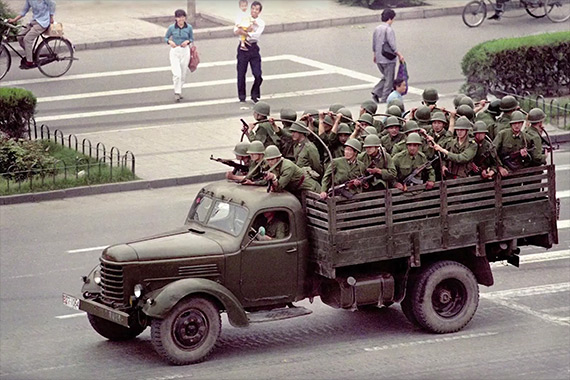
left=173, top=309, right=208, bottom=349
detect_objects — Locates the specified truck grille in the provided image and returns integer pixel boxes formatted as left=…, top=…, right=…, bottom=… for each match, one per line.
left=178, top=263, right=219, bottom=278
left=100, top=261, right=125, bottom=305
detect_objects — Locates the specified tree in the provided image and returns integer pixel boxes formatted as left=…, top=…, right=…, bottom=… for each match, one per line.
left=187, top=0, right=196, bottom=24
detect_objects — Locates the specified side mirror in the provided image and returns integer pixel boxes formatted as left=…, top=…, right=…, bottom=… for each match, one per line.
left=242, top=227, right=266, bottom=250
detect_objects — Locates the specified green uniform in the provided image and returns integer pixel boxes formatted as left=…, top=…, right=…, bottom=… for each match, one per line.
left=245, top=159, right=268, bottom=186
left=265, top=216, right=289, bottom=239
left=248, top=122, right=280, bottom=148
left=294, top=139, right=322, bottom=176
left=269, top=158, right=320, bottom=194
left=276, top=127, right=295, bottom=160
left=493, top=129, right=532, bottom=171
left=373, top=118, right=384, bottom=135
left=442, top=137, right=477, bottom=178
left=524, top=127, right=547, bottom=166
left=380, top=133, right=405, bottom=154
left=493, top=112, right=512, bottom=138
left=475, top=111, right=497, bottom=139
left=425, top=129, right=453, bottom=159
left=392, top=150, right=436, bottom=184
left=472, top=137, right=501, bottom=175
left=320, top=157, right=366, bottom=193
left=357, top=149, right=396, bottom=189
left=391, top=138, right=428, bottom=157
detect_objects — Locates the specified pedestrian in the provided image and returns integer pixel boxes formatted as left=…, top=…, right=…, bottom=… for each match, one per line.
left=165, top=9, right=194, bottom=102
left=234, top=1, right=265, bottom=104
left=386, top=78, right=407, bottom=105
left=372, top=8, right=404, bottom=104
left=8, top=0, right=56, bottom=70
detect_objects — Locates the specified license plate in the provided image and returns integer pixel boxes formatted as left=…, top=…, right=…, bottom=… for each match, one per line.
left=62, top=293, right=80, bottom=310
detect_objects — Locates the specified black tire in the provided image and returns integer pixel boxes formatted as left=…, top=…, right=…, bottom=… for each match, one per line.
left=545, top=0, right=570, bottom=22
left=151, top=297, right=221, bottom=365
left=400, top=275, right=420, bottom=327
left=34, top=37, right=73, bottom=78
left=462, top=0, right=487, bottom=27
left=87, top=313, right=146, bottom=341
left=411, top=260, right=479, bottom=333
left=524, top=0, right=548, bottom=17
left=0, top=44, right=11, bottom=81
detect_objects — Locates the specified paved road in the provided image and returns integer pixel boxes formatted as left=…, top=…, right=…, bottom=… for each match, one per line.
left=2, top=14, right=569, bottom=133
left=1, top=148, right=569, bottom=380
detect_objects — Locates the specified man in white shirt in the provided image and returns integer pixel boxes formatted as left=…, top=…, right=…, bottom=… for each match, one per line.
left=234, top=1, right=265, bottom=104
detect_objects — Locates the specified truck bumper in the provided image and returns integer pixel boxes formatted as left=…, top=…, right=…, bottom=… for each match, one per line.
left=62, top=293, right=130, bottom=327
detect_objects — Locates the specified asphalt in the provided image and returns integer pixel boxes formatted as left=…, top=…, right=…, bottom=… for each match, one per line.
left=1, top=0, right=569, bottom=205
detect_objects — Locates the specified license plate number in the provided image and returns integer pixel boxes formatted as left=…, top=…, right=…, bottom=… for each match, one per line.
left=62, top=294, right=80, bottom=310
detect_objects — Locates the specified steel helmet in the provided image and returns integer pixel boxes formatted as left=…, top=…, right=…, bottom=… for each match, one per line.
left=473, top=121, right=488, bottom=134
left=337, top=123, right=352, bottom=135
left=528, top=108, right=546, bottom=123
left=322, top=115, right=334, bottom=127
left=406, top=132, right=422, bottom=145
left=303, top=109, right=318, bottom=118
left=488, top=99, right=501, bottom=115
left=422, top=88, right=439, bottom=103
left=344, top=138, right=362, bottom=153
left=414, top=106, right=431, bottom=122
left=233, top=141, right=250, bottom=156
left=329, top=103, right=344, bottom=113
left=403, top=120, right=420, bottom=133
left=358, top=113, right=374, bottom=126
left=454, top=116, right=474, bottom=130
left=363, top=134, right=382, bottom=147
left=387, top=105, right=402, bottom=117
left=338, top=107, right=353, bottom=122
left=280, top=108, right=297, bottom=122
left=431, top=112, right=448, bottom=123
left=510, top=110, right=526, bottom=124
left=364, top=126, right=378, bottom=136
left=385, top=116, right=401, bottom=128
left=247, top=140, right=265, bottom=154
left=387, top=98, right=405, bottom=112
left=453, top=94, right=465, bottom=109
left=290, top=121, right=310, bottom=134
left=253, top=101, right=270, bottom=117
left=500, top=95, right=518, bottom=112
left=361, top=100, right=378, bottom=115
left=459, top=96, right=475, bottom=109
left=457, top=104, right=475, bottom=120
left=264, top=145, right=282, bottom=160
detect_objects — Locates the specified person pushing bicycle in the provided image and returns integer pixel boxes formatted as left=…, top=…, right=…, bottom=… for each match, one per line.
left=8, top=0, right=56, bottom=70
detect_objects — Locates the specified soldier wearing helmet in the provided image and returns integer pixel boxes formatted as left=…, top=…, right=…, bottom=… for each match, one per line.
left=493, top=95, right=519, bottom=137
left=391, top=120, right=428, bottom=157
left=239, top=140, right=268, bottom=185
left=329, top=123, right=352, bottom=158
left=432, top=116, right=477, bottom=179
left=290, top=122, right=322, bottom=178
left=469, top=121, right=501, bottom=179
left=475, top=99, right=501, bottom=140
left=360, top=100, right=384, bottom=135
left=350, top=113, right=376, bottom=142
left=524, top=108, right=547, bottom=167
left=392, top=132, right=435, bottom=191
left=412, top=105, right=432, bottom=130
left=358, top=134, right=396, bottom=190
left=267, top=108, right=298, bottom=161
left=493, top=110, right=532, bottom=175
left=424, top=112, right=453, bottom=179
left=225, top=141, right=252, bottom=181
left=319, top=138, right=367, bottom=199
left=246, top=101, right=280, bottom=148
left=263, top=145, right=320, bottom=196
left=380, top=116, right=405, bottom=154
left=421, top=87, right=445, bottom=117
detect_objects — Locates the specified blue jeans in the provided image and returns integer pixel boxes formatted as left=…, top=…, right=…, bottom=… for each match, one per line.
left=372, top=62, right=396, bottom=102
left=236, top=43, right=263, bottom=101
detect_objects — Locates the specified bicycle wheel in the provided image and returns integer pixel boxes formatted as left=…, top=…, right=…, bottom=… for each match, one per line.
left=34, top=37, right=74, bottom=78
left=545, top=0, right=570, bottom=22
left=0, top=44, right=11, bottom=80
left=462, top=0, right=487, bottom=27
left=524, top=0, right=548, bottom=17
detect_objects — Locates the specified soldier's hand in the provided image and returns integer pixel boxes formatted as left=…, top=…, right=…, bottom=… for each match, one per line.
left=335, top=113, right=343, bottom=122
left=319, top=191, right=328, bottom=200
left=264, top=172, right=275, bottom=181
left=318, top=111, right=325, bottom=120
left=248, top=122, right=255, bottom=132
left=470, top=163, right=480, bottom=173
left=367, top=168, right=381, bottom=175
left=425, top=181, right=435, bottom=190
left=242, top=179, right=255, bottom=185
left=520, top=147, right=528, bottom=157
left=352, top=179, right=362, bottom=187
left=395, top=182, right=405, bottom=191
left=498, top=167, right=509, bottom=177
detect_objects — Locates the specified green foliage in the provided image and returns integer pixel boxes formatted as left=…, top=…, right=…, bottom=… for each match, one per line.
left=461, top=31, right=570, bottom=99
left=0, top=138, right=57, bottom=181
left=0, top=0, right=16, bottom=19
left=0, top=88, right=37, bottom=139
left=337, top=0, right=424, bottom=9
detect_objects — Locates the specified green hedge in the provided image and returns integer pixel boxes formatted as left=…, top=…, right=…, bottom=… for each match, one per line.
left=337, top=0, right=424, bottom=9
left=0, top=88, right=37, bottom=139
left=461, top=31, right=570, bottom=99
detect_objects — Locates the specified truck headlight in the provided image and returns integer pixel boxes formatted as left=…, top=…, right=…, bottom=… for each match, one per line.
left=134, top=284, right=143, bottom=299
left=93, top=270, right=102, bottom=285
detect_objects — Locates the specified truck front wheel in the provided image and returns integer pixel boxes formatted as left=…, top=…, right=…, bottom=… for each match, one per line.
left=151, top=297, right=221, bottom=365
left=87, top=313, right=146, bottom=341
left=411, top=260, right=479, bottom=333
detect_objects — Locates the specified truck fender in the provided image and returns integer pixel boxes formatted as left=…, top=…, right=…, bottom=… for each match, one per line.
left=142, top=278, right=249, bottom=328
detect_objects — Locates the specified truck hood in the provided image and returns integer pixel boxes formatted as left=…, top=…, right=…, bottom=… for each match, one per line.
left=103, top=228, right=225, bottom=262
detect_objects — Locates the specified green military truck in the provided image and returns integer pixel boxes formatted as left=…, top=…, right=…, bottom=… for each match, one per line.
left=62, top=164, right=559, bottom=365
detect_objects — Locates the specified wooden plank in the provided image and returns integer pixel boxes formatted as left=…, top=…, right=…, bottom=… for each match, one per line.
left=337, top=216, right=386, bottom=229
left=501, top=173, right=547, bottom=186
left=337, top=208, right=385, bottom=220
left=503, top=191, right=549, bottom=204
left=336, top=198, right=384, bottom=211
left=306, top=216, right=329, bottom=229
left=494, top=174, right=504, bottom=239
left=393, top=208, right=440, bottom=221
left=502, top=182, right=547, bottom=195
left=440, top=181, right=449, bottom=248
left=448, top=198, right=496, bottom=212
left=547, top=165, right=558, bottom=244
left=305, top=198, right=328, bottom=211
left=391, top=197, right=441, bottom=212
left=446, top=180, right=495, bottom=195
left=447, top=190, right=496, bottom=203
left=306, top=207, right=328, bottom=220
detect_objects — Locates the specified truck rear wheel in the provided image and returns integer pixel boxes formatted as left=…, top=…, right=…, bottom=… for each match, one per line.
left=411, top=260, right=479, bottom=333
left=400, top=274, right=420, bottom=327
left=151, top=297, right=221, bottom=365
left=87, top=313, right=146, bottom=341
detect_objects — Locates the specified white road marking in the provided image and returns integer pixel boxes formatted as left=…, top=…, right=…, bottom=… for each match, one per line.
left=557, top=190, right=570, bottom=199
left=519, top=249, right=570, bottom=264
left=55, top=312, right=85, bottom=319
left=363, top=332, right=499, bottom=352
left=558, top=219, right=570, bottom=229
left=555, top=164, right=570, bottom=172
left=66, top=245, right=108, bottom=253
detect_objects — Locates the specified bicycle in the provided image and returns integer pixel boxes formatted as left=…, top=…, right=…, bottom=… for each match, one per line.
left=0, top=19, right=76, bottom=80
left=462, top=0, right=570, bottom=27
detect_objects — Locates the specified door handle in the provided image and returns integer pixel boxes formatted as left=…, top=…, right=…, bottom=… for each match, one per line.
left=286, top=248, right=297, bottom=253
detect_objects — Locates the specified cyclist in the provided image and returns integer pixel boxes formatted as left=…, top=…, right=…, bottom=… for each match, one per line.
left=8, top=0, right=56, bottom=70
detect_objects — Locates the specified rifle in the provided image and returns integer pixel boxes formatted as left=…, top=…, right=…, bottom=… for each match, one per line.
left=327, top=174, right=374, bottom=199
left=210, top=155, right=249, bottom=174
left=501, top=146, right=535, bottom=171
left=240, top=118, right=249, bottom=142
left=402, top=156, right=438, bottom=187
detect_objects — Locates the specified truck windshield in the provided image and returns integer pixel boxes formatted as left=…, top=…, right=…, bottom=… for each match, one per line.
left=187, top=195, right=248, bottom=236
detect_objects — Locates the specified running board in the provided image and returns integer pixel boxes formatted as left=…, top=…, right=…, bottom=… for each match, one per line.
left=247, top=306, right=312, bottom=323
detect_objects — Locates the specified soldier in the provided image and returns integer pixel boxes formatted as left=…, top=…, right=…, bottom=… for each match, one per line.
left=391, top=120, right=428, bottom=157
left=421, top=87, right=443, bottom=116
left=291, top=121, right=323, bottom=177
left=493, top=95, right=519, bottom=137
left=318, top=113, right=340, bottom=145
left=423, top=111, right=453, bottom=180
left=270, top=108, right=297, bottom=161
left=240, top=140, right=268, bottom=186
left=470, top=121, right=501, bottom=179
left=338, top=107, right=355, bottom=130
left=456, top=104, right=475, bottom=123
left=493, top=110, right=533, bottom=176
left=358, top=134, right=396, bottom=190
left=387, top=98, right=405, bottom=114
left=350, top=113, right=375, bottom=141
left=256, top=211, right=289, bottom=240
left=392, top=133, right=435, bottom=191
left=225, top=141, right=251, bottom=181
left=320, top=138, right=367, bottom=199
left=380, top=116, right=405, bottom=154
left=263, top=145, right=320, bottom=196
left=360, top=99, right=383, bottom=133
left=525, top=108, right=547, bottom=167
left=432, top=116, right=477, bottom=179
left=329, top=103, right=345, bottom=113
left=246, top=101, right=280, bottom=148
left=413, top=105, right=432, bottom=130
left=476, top=99, right=501, bottom=140
left=330, top=123, right=352, bottom=158
left=453, top=94, right=466, bottom=110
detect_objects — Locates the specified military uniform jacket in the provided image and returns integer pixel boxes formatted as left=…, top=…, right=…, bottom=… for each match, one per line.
left=320, top=131, right=345, bottom=159
left=392, top=150, right=436, bottom=184
left=391, top=138, right=428, bottom=157
left=380, top=132, right=405, bottom=154
left=425, top=129, right=453, bottom=159
left=493, top=112, right=512, bottom=138
left=524, top=127, right=547, bottom=166
left=270, top=158, right=320, bottom=193
left=276, top=127, right=295, bottom=160
left=373, top=118, right=384, bottom=135
left=294, top=139, right=322, bottom=176
left=246, top=159, right=268, bottom=186
left=265, top=217, right=289, bottom=239
left=473, top=137, right=501, bottom=173
left=320, top=157, right=366, bottom=193
left=493, top=129, right=532, bottom=171
left=248, top=121, right=280, bottom=148
left=357, top=149, right=396, bottom=188
left=443, top=137, right=477, bottom=178
left=475, top=111, right=497, bottom=139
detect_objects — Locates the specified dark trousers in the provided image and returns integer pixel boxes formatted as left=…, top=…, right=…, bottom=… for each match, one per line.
left=236, top=43, right=263, bottom=101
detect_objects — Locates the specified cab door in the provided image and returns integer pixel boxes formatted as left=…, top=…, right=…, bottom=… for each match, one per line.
left=240, top=210, right=298, bottom=304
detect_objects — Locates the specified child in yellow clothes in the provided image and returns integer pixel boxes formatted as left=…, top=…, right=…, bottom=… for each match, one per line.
left=235, top=0, right=253, bottom=51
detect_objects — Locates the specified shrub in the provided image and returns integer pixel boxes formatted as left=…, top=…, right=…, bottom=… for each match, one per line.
left=0, top=138, right=57, bottom=181
left=0, top=88, right=37, bottom=139
left=461, top=31, right=570, bottom=99
left=337, top=0, right=424, bottom=9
